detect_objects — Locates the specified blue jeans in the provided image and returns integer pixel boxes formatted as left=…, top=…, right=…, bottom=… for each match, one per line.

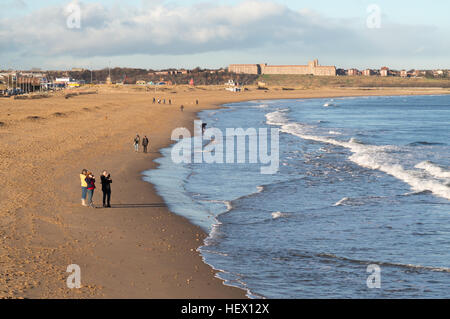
left=81, top=187, right=87, bottom=200
left=87, top=189, right=95, bottom=205
left=134, top=143, right=139, bottom=152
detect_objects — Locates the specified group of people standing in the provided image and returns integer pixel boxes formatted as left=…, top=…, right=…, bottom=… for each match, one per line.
left=80, top=169, right=112, bottom=208
left=151, top=96, right=199, bottom=112
left=133, top=134, right=150, bottom=153
left=153, top=97, right=171, bottom=105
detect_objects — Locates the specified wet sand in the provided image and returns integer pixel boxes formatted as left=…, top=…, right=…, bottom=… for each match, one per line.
left=0, top=85, right=448, bottom=298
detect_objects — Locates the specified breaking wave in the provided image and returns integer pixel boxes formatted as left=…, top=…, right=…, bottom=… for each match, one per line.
left=266, top=110, right=450, bottom=200
left=415, top=161, right=450, bottom=179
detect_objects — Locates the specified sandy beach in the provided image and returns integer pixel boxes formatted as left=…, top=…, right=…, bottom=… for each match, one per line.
left=0, top=85, right=449, bottom=299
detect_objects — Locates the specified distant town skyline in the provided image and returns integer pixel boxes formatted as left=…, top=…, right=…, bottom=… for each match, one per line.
left=2, top=0, right=450, bottom=70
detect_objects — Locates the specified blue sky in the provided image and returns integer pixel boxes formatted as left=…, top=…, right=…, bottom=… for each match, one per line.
left=1, top=0, right=449, bottom=70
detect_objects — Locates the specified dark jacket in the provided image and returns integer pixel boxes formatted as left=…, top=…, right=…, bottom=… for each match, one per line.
left=101, top=175, right=112, bottom=192
left=85, top=177, right=96, bottom=190
left=142, top=137, right=149, bottom=146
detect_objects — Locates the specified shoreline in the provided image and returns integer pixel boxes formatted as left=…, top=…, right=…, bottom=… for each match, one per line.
left=0, top=86, right=449, bottom=298
left=140, top=89, right=450, bottom=298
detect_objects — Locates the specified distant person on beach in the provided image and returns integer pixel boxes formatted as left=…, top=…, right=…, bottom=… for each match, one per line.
left=152, top=97, right=156, bottom=104
left=80, top=169, right=88, bottom=206
left=85, top=172, right=96, bottom=208
left=196, top=99, right=199, bottom=105
left=134, top=134, right=140, bottom=152
left=163, top=99, right=166, bottom=104
left=101, top=171, right=112, bottom=208
left=169, top=99, right=172, bottom=105
left=180, top=105, right=184, bottom=112
left=142, top=136, right=149, bottom=153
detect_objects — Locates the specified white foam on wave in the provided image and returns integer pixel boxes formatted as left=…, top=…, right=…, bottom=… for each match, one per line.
left=415, top=161, right=450, bottom=179
left=333, top=197, right=350, bottom=206
left=253, top=104, right=269, bottom=108
left=271, top=211, right=289, bottom=219
left=199, top=199, right=233, bottom=213
left=266, top=110, right=450, bottom=201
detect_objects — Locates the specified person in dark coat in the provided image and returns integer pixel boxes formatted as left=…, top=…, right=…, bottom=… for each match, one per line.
left=142, top=136, right=149, bottom=153
left=101, top=170, right=112, bottom=208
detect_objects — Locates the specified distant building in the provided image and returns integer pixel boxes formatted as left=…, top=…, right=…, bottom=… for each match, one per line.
left=347, top=69, right=359, bottom=76
left=72, top=68, right=85, bottom=72
left=400, top=70, right=408, bottom=78
left=380, top=67, right=389, bottom=77
left=410, top=70, right=420, bottom=77
left=228, top=64, right=261, bottom=74
left=363, top=69, right=375, bottom=76
left=229, top=59, right=336, bottom=76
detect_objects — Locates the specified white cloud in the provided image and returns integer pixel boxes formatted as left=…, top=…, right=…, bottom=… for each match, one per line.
left=0, top=0, right=448, bottom=69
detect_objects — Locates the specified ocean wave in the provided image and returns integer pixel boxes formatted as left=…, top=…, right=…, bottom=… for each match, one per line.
left=349, top=137, right=365, bottom=145
left=249, top=104, right=269, bottom=109
left=401, top=190, right=433, bottom=197
left=271, top=211, right=290, bottom=219
left=408, top=141, right=446, bottom=146
left=328, top=130, right=342, bottom=135
left=316, top=253, right=450, bottom=273
left=415, top=161, right=450, bottom=179
left=332, top=196, right=387, bottom=207
left=266, top=110, right=290, bottom=126
left=333, top=197, right=350, bottom=206
left=266, top=111, right=450, bottom=201
left=199, top=199, right=233, bottom=213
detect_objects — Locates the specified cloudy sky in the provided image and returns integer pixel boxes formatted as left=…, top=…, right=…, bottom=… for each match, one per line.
left=1, top=0, right=449, bottom=70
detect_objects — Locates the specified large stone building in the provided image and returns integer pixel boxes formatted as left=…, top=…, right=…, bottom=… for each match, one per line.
left=228, top=60, right=336, bottom=76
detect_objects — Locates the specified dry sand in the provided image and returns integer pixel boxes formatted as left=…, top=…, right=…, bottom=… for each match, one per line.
left=0, top=85, right=448, bottom=299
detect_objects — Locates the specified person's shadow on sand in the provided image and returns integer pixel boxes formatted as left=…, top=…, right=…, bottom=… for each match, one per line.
left=109, top=203, right=167, bottom=208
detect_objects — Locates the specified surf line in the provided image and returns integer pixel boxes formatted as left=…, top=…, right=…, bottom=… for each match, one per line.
left=171, top=120, right=280, bottom=174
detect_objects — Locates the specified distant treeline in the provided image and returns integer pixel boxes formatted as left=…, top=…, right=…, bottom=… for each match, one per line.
left=46, top=68, right=259, bottom=85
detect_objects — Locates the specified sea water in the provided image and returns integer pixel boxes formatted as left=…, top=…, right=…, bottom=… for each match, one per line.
left=143, top=95, right=450, bottom=298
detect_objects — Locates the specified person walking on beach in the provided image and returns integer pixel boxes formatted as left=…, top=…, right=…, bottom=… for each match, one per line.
left=101, top=171, right=112, bottom=208
left=134, top=134, right=140, bottom=152
left=80, top=169, right=88, bottom=206
left=169, top=99, right=172, bottom=105
left=85, top=172, right=96, bottom=208
left=196, top=99, right=199, bottom=105
left=142, top=135, right=149, bottom=153
left=152, top=97, right=156, bottom=104
left=180, top=105, right=184, bottom=112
